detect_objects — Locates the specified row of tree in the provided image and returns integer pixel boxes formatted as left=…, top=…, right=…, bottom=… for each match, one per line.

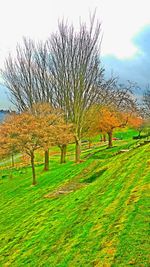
left=0, top=103, right=74, bottom=184
left=0, top=15, right=149, bottom=185
left=0, top=101, right=144, bottom=185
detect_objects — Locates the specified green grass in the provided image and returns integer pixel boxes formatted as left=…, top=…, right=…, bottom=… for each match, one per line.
left=0, top=132, right=149, bottom=266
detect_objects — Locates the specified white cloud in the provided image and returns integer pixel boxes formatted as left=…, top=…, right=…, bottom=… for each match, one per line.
left=100, top=0, right=150, bottom=58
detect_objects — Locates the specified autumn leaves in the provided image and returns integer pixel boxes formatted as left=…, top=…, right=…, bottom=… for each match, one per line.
left=0, top=104, right=73, bottom=184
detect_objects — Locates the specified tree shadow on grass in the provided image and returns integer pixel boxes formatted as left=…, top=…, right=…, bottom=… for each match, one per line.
left=82, top=168, right=107, bottom=183
left=84, top=148, right=110, bottom=159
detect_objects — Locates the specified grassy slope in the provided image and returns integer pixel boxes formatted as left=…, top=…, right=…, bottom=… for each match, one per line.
left=0, top=136, right=149, bottom=266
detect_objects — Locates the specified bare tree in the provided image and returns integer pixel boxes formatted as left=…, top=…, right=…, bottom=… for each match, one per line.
left=33, top=41, right=53, bottom=104
left=99, top=79, right=138, bottom=111
left=1, top=38, right=54, bottom=111
left=1, top=38, right=36, bottom=111
left=48, top=14, right=105, bottom=162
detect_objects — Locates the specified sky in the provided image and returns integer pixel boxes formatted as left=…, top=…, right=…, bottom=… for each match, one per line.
left=0, top=0, right=150, bottom=109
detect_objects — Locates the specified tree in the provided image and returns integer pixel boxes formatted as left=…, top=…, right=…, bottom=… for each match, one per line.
left=1, top=113, right=43, bottom=185
left=1, top=39, right=53, bottom=111
left=97, top=81, right=138, bottom=147
left=55, top=123, right=74, bottom=163
left=82, top=105, right=100, bottom=148
left=1, top=39, right=36, bottom=111
left=49, top=14, right=105, bottom=162
left=97, top=106, right=128, bottom=147
left=128, top=114, right=144, bottom=137
left=29, top=103, right=62, bottom=171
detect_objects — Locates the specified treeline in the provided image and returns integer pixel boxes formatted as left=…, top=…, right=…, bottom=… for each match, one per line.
left=0, top=102, right=144, bottom=185
left=0, top=15, right=149, bottom=185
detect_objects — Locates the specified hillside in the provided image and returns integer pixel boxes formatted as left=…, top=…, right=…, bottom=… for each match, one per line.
left=0, top=138, right=149, bottom=266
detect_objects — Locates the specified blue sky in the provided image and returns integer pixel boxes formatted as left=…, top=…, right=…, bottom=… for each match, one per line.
left=0, top=0, right=150, bottom=109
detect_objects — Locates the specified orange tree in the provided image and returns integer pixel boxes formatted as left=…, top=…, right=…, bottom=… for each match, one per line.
left=0, top=112, right=44, bottom=185
left=83, top=105, right=125, bottom=148
left=82, top=105, right=100, bottom=148
left=30, top=103, right=62, bottom=171
left=128, top=114, right=144, bottom=137
left=98, top=106, right=129, bottom=148
left=55, top=123, right=74, bottom=163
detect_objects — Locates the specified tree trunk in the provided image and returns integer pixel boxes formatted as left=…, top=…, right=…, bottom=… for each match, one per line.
left=138, top=130, right=142, bottom=138
left=103, top=134, right=106, bottom=142
left=60, top=144, right=67, bottom=163
left=75, top=139, right=81, bottom=163
left=31, top=151, right=36, bottom=185
left=88, top=140, right=92, bottom=149
left=108, top=131, right=113, bottom=148
left=44, top=149, right=49, bottom=171
left=63, top=145, right=67, bottom=162
left=11, top=154, right=14, bottom=167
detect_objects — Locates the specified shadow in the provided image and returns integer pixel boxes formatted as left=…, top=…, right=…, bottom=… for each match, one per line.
left=83, top=168, right=107, bottom=183
left=90, top=150, right=115, bottom=160
left=84, top=147, right=109, bottom=159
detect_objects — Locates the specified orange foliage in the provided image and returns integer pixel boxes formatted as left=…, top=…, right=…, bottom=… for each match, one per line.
left=55, top=124, right=74, bottom=147
left=128, top=115, right=144, bottom=130
left=98, top=106, right=128, bottom=133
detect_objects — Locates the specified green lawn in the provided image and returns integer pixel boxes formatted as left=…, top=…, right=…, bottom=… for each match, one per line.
left=0, top=133, right=149, bottom=266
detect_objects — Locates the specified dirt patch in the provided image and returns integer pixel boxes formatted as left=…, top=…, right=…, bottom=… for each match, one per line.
left=44, top=160, right=100, bottom=199
left=116, top=149, right=130, bottom=155
left=44, top=181, right=85, bottom=199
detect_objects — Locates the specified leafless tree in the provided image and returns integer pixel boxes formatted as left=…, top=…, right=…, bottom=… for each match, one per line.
left=1, top=38, right=36, bottom=111
left=33, top=41, right=54, bottom=104
left=99, top=79, right=138, bottom=112
left=48, top=14, right=106, bottom=162
left=1, top=38, right=54, bottom=111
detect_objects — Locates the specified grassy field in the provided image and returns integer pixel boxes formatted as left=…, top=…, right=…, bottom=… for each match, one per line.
left=0, top=130, right=149, bottom=266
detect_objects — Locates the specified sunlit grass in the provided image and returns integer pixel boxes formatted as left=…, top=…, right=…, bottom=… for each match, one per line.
left=0, top=130, right=149, bottom=266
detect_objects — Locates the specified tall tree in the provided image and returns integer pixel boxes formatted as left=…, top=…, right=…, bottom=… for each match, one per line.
left=49, top=14, right=105, bottom=162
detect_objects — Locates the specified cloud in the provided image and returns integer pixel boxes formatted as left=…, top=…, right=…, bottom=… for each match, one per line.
left=102, top=25, right=150, bottom=89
